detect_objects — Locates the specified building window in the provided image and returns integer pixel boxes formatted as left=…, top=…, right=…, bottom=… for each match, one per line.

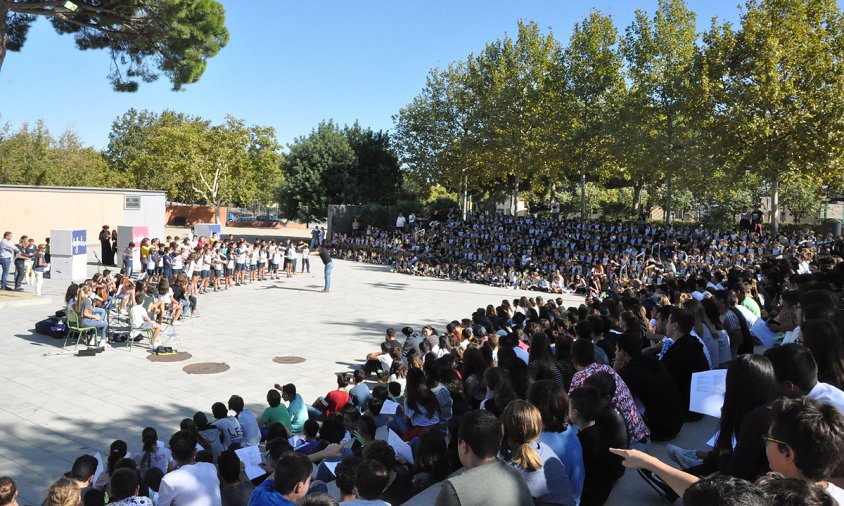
left=125, top=195, right=141, bottom=210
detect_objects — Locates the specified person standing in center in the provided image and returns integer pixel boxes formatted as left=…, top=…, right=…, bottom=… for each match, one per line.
left=319, top=245, right=332, bottom=293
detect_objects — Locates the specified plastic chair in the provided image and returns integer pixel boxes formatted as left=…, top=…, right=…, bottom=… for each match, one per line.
left=128, top=317, right=154, bottom=351
left=65, top=311, right=98, bottom=351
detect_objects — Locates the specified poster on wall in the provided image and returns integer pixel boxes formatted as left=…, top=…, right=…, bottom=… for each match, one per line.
left=71, top=230, right=87, bottom=255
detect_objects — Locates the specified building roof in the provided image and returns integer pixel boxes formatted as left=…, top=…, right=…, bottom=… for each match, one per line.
left=0, top=185, right=166, bottom=196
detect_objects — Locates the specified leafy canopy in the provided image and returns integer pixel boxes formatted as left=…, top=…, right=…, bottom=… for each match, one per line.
left=2, top=0, right=229, bottom=91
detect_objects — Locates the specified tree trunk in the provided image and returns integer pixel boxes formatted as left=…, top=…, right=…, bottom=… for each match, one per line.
left=0, top=0, right=9, bottom=72
left=664, top=174, right=673, bottom=224
left=632, top=179, right=643, bottom=215
left=213, top=203, right=220, bottom=224
left=580, top=172, right=587, bottom=220
left=460, top=174, right=468, bottom=221
left=770, top=178, right=779, bottom=234
left=512, top=174, right=519, bottom=216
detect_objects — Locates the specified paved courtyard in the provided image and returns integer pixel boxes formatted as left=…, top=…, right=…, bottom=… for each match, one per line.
left=0, top=258, right=715, bottom=505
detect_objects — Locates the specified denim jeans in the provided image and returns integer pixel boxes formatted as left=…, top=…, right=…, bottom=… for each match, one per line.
left=324, top=262, right=333, bottom=291
left=0, top=257, right=10, bottom=289
left=13, top=259, right=25, bottom=289
left=81, top=318, right=108, bottom=342
left=125, top=259, right=133, bottom=277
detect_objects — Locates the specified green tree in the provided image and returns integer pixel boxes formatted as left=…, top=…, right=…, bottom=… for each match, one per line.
left=471, top=20, right=562, bottom=214
left=702, top=0, right=844, bottom=232
left=1, top=0, right=229, bottom=91
left=780, top=173, right=824, bottom=223
left=622, top=0, right=699, bottom=223
left=278, top=120, right=356, bottom=223
left=106, top=110, right=282, bottom=221
left=344, top=122, right=402, bottom=206
left=558, top=10, right=625, bottom=218
left=0, top=119, right=112, bottom=186
left=393, top=60, right=484, bottom=218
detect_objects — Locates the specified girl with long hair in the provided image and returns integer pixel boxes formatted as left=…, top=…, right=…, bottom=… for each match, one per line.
left=399, top=368, right=440, bottom=441
left=134, top=427, right=174, bottom=476
left=500, top=400, right=575, bottom=505
left=74, top=285, right=108, bottom=344
left=528, top=380, right=585, bottom=503
left=528, top=332, right=567, bottom=388
left=672, top=354, right=779, bottom=482
left=800, top=319, right=844, bottom=390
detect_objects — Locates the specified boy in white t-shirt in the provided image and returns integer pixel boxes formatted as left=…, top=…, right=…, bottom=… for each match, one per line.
left=129, top=294, right=161, bottom=348
left=211, top=402, right=243, bottom=449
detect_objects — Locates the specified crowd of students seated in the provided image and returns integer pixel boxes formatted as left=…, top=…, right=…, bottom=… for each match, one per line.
left=7, top=220, right=844, bottom=506
left=329, top=214, right=832, bottom=294
left=59, top=232, right=320, bottom=350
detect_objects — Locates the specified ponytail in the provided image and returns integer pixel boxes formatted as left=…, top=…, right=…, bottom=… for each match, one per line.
left=73, top=287, right=85, bottom=314
left=511, top=441, right=542, bottom=472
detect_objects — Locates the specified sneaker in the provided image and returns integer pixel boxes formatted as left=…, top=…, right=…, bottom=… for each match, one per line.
left=666, top=444, right=704, bottom=469
left=173, top=320, right=183, bottom=326
left=638, top=469, right=679, bottom=503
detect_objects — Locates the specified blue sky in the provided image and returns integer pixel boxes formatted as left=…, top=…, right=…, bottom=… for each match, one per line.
left=0, top=1, right=742, bottom=151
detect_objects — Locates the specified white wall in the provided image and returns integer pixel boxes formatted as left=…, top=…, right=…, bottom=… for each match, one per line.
left=122, top=193, right=166, bottom=239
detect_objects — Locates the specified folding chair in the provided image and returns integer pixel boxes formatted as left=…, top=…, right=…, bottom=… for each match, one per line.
left=65, top=311, right=98, bottom=351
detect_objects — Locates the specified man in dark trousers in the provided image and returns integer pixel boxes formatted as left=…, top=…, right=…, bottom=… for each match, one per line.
left=319, top=245, right=332, bottom=293
left=660, top=307, right=710, bottom=420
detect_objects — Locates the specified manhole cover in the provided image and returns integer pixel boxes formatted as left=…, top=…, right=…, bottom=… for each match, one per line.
left=183, top=362, right=230, bottom=374
left=147, top=352, right=192, bottom=363
left=273, top=356, right=306, bottom=364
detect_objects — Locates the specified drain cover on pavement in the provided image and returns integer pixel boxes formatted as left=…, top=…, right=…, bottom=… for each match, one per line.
left=273, top=356, right=306, bottom=364
left=183, top=362, right=230, bottom=374
left=147, top=352, right=192, bottom=363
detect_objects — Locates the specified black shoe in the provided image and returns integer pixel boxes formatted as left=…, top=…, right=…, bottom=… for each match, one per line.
left=133, top=336, right=142, bottom=342
left=638, top=469, right=679, bottom=503
left=3, top=287, right=11, bottom=291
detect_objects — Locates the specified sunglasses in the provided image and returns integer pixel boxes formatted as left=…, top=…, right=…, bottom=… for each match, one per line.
left=763, top=435, right=788, bottom=447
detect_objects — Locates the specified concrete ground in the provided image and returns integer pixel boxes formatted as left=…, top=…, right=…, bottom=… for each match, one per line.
left=0, top=255, right=716, bottom=505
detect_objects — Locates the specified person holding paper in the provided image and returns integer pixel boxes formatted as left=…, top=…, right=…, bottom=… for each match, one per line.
left=247, top=452, right=312, bottom=506
left=362, top=441, right=414, bottom=506
left=672, top=355, right=779, bottom=489
left=218, top=450, right=255, bottom=506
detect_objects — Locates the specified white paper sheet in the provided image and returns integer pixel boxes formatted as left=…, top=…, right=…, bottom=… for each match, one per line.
left=689, top=369, right=728, bottom=418
left=380, top=399, right=400, bottom=415
left=706, top=430, right=737, bottom=449
left=289, top=436, right=308, bottom=450
left=322, top=460, right=340, bottom=476
left=235, top=445, right=266, bottom=480
left=375, top=426, right=414, bottom=464
left=92, top=452, right=106, bottom=487
left=750, top=318, right=780, bottom=349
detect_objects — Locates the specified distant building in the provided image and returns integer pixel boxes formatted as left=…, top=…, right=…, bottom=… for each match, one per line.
left=0, top=185, right=165, bottom=244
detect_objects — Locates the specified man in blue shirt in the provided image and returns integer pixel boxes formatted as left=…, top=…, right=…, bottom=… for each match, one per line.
left=248, top=452, right=312, bottom=506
